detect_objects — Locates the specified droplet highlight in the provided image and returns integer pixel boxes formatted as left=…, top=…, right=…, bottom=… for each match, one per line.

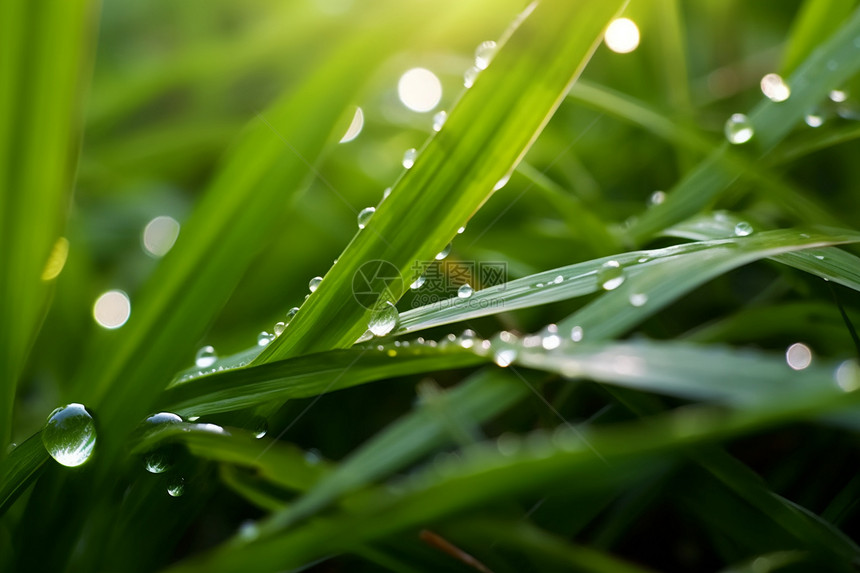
left=474, top=40, right=497, bottom=70
left=457, top=284, right=473, bottom=298
left=167, top=476, right=186, bottom=497
left=357, top=206, right=375, bottom=229
left=734, top=222, right=753, bottom=237
left=368, top=301, right=399, bottom=337
left=195, top=346, right=217, bottom=368
left=432, top=110, right=447, bottom=132
left=760, top=73, right=790, bottom=102
left=402, top=148, right=417, bottom=169
left=435, top=243, right=452, bottom=261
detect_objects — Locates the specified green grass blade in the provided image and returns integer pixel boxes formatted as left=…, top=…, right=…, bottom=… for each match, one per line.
left=74, top=1, right=466, bottom=459
left=0, top=0, right=95, bottom=462
left=627, top=7, right=860, bottom=243
left=258, top=370, right=527, bottom=533
left=780, top=0, right=858, bottom=75
left=257, top=0, right=627, bottom=361
left=0, top=434, right=48, bottom=516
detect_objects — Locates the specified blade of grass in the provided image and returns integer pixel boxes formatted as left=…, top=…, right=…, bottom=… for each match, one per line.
left=0, top=0, right=95, bottom=463
left=257, top=0, right=628, bottom=362
left=780, top=0, right=858, bottom=75
left=627, top=7, right=860, bottom=243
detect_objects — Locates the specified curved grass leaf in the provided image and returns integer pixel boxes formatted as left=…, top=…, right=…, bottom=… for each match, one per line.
left=257, top=0, right=627, bottom=362
left=627, top=7, right=860, bottom=243
left=0, top=434, right=47, bottom=516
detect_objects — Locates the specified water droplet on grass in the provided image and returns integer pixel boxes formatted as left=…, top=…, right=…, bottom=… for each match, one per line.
left=459, top=330, right=476, bottom=349
left=253, top=417, right=268, bottom=439
left=597, top=261, right=625, bottom=290
left=648, top=191, right=666, bottom=206
left=286, top=307, right=299, bottom=322
left=369, top=301, right=398, bottom=336
left=734, top=222, right=753, bottom=236
left=195, top=346, right=217, bottom=368
left=410, top=275, right=426, bottom=289
left=357, top=207, right=375, bottom=229
left=725, top=113, right=754, bottom=144
left=493, top=174, right=510, bottom=191
left=273, top=321, right=286, bottom=336
left=760, top=73, right=790, bottom=102
left=167, top=476, right=186, bottom=497
left=541, top=324, right=561, bottom=350
left=146, top=412, right=182, bottom=425
left=830, top=89, right=848, bottom=103
left=463, top=66, right=480, bottom=88
left=402, top=148, right=417, bottom=169
left=474, top=40, right=497, bottom=69
left=629, top=293, right=648, bottom=307
left=43, top=403, right=96, bottom=467
left=435, top=243, right=452, bottom=260
left=432, top=110, right=447, bottom=132
left=309, top=276, right=323, bottom=292
left=805, top=113, right=824, bottom=128
left=257, top=332, right=273, bottom=346
left=144, top=451, right=171, bottom=474
left=570, top=326, right=584, bottom=342
left=458, top=284, right=473, bottom=298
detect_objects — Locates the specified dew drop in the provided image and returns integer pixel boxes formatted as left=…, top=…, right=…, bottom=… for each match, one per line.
left=629, top=293, right=648, bottom=307
left=252, top=417, right=268, bottom=439
left=459, top=329, right=476, bottom=349
left=273, top=321, right=286, bottom=336
left=457, top=284, right=473, bottom=298
left=309, top=276, right=323, bottom=293
left=597, top=260, right=625, bottom=291
left=368, top=301, right=399, bottom=337
left=167, top=476, right=186, bottom=497
left=457, top=226, right=466, bottom=234
left=725, top=113, right=754, bottom=144
left=257, top=331, right=273, bottom=346
left=357, top=207, right=375, bottom=229
left=382, top=187, right=392, bottom=200
left=648, top=190, right=666, bottom=206
left=435, top=243, right=452, bottom=260
left=42, top=403, right=96, bottom=468
left=733, top=221, right=753, bottom=237
left=432, top=110, right=447, bottom=132
left=474, top=40, right=497, bottom=70
left=402, top=148, right=417, bottom=169
left=286, top=307, right=299, bottom=322
left=494, top=348, right=517, bottom=367
left=463, top=66, right=480, bottom=88
left=493, top=174, right=511, bottom=191
left=570, top=326, right=584, bottom=342
left=144, top=451, right=171, bottom=474
left=146, top=412, right=183, bottom=425
left=195, top=346, right=217, bottom=368
left=410, top=275, right=426, bottom=289
left=760, top=73, right=790, bottom=102
left=829, top=89, right=848, bottom=103
left=805, top=113, right=824, bottom=128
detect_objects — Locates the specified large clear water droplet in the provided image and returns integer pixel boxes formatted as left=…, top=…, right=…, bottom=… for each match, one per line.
left=597, top=261, right=625, bottom=291
left=474, top=40, right=497, bottom=70
left=402, top=148, right=417, bottom=169
left=357, top=207, right=375, bottom=229
left=432, top=110, right=447, bottom=132
left=435, top=243, right=452, bottom=260
left=273, top=321, right=286, bottom=336
left=167, top=476, right=186, bottom=497
left=734, top=221, right=753, bottom=237
left=457, top=284, right=473, bottom=298
left=725, top=113, right=754, bottom=144
left=195, top=346, right=217, bottom=368
left=42, top=403, right=97, bottom=467
left=368, top=301, right=399, bottom=337
left=309, top=276, right=323, bottom=293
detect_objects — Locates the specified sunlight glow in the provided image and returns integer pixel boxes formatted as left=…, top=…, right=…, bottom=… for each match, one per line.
left=142, top=216, right=180, bottom=257
left=93, top=290, right=131, bottom=329
left=605, top=18, right=640, bottom=54
left=398, top=68, right=442, bottom=112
